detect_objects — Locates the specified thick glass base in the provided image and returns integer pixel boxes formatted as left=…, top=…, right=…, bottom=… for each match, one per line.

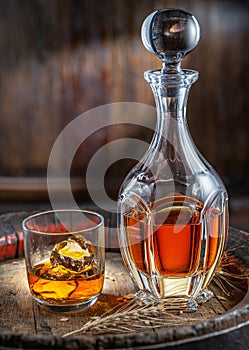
left=33, top=294, right=99, bottom=313
left=135, top=289, right=213, bottom=311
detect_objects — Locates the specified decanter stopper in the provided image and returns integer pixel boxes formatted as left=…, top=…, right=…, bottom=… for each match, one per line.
left=141, top=9, right=200, bottom=72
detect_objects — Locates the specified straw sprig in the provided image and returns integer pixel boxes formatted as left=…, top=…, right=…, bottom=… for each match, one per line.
left=213, top=246, right=249, bottom=295
left=62, top=246, right=248, bottom=337
left=62, top=299, right=195, bottom=337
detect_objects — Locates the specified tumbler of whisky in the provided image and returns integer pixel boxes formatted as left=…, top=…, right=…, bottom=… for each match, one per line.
left=22, top=209, right=105, bottom=312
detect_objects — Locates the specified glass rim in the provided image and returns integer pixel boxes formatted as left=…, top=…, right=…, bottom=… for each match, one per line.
left=22, top=209, right=104, bottom=235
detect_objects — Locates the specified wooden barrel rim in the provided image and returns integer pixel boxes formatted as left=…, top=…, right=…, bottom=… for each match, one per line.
left=0, top=292, right=248, bottom=349
left=0, top=212, right=248, bottom=349
left=1, top=302, right=249, bottom=350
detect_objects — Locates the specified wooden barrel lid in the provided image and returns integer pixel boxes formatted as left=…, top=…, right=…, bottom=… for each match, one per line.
left=0, top=212, right=248, bottom=349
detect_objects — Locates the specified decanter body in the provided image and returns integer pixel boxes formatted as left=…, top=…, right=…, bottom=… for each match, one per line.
left=118, top=9, right=228, bottom=310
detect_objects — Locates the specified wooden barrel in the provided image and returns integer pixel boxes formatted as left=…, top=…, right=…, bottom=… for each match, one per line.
left=0, top=211, right=248, bottom=349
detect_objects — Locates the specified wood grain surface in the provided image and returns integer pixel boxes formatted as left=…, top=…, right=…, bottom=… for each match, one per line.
left=0, top=209, right=248, bottom=349
left=0, top=250, right=246, bottom=333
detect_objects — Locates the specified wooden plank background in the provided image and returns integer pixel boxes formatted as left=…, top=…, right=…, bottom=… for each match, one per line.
left=0, top=0, right=248, bottom=224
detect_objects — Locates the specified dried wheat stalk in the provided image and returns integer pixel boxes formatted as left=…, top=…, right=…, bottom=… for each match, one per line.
left=62, top=247, right=248, bottom=337
left=213, top=245, right=249, bottom=295
left=62, top=299, right=194, bottom=337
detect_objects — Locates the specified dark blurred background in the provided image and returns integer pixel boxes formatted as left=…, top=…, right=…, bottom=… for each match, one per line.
left=0, top=0, right=248, bottom=230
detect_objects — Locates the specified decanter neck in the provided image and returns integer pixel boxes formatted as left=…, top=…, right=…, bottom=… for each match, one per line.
left=145, top=69, right=198, bottom=120
left=145, top=69, right=198, bottom=155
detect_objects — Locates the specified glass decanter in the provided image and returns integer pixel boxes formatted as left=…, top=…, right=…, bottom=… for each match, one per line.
left=118, top=9, right=228, bottom=310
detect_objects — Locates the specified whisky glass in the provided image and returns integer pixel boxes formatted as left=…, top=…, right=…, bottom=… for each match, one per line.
left=22, top=209, right=105, bottom=312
